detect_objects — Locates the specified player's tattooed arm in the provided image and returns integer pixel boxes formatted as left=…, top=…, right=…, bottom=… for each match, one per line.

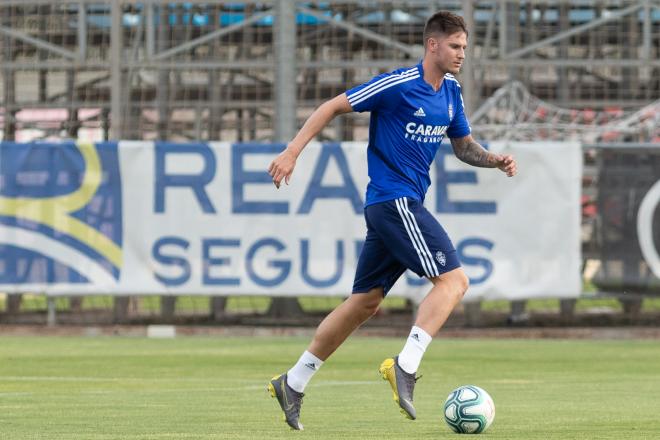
left=450, top=135, right=517, bottom=177
left=450, top=135, right=498, bottom=168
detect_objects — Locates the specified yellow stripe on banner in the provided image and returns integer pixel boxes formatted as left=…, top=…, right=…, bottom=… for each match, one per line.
left=0, top=141, right=123, bottom=269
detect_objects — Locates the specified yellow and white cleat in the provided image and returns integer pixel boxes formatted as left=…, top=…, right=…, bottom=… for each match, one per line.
left=379, top=356, right=419, bottom=420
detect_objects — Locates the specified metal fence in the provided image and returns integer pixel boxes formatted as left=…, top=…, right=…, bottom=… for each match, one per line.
left=1, top=0, right=658, bottom=142
left=1, top=1, right=659, bottom=326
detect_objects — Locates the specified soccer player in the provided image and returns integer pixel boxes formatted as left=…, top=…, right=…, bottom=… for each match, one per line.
left=267, top=11, right=516, bottom=430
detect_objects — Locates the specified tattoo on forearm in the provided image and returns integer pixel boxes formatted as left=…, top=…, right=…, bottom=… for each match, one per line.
left=452, top=139, right=497, bottom=168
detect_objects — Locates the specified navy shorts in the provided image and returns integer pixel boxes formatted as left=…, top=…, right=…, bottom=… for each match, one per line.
left=352, top=197, right=460, bottom=295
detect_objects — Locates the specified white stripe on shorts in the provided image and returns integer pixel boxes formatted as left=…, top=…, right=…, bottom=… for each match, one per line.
left=402, top=198, right=440, bottom=276
left=395, top=198, right=438, bottom=277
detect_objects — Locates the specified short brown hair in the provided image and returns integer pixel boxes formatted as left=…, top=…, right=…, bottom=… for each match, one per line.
left=423, top=11, right=468, bottom=47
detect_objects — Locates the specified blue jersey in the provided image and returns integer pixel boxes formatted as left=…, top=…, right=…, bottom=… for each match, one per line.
left=346, top=62, right=471, bottom=207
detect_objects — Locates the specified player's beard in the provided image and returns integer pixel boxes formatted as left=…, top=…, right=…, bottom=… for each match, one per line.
left=449, top=62, right=462, bottom=75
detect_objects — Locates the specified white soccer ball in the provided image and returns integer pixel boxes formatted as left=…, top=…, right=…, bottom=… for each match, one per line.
left=443, top=385, right=495, bottom=434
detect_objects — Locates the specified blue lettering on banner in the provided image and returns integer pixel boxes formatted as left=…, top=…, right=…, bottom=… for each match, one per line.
left=300, top=239, right=344, bottom=287
left=246, top=238, right=291, bottom=287
left=232, top=143, right=289, bottom=214
left=457, top=237, right=494, bottom=284
left=149, top=235, right=493, bottom=289
left=154, top=142, right=216, bottom=213
left=152, top=236, right=191, bottom=286
left=298, top=143, right=363, bottom=214
left=202, top=238, right=240, bottom=285
left=434, top=144, right=496, bottom=214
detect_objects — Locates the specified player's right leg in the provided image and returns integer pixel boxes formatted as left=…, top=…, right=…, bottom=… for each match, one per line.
left=307, top=287, right=384, bottom=359
left=268, top=212, right=404, bottom=430
left=268, top=373, right=305, bottom=430
left=268, top=290, right=384, bottom=429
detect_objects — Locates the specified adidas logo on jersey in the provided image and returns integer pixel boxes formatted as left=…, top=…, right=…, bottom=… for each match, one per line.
left=414, top=107, right=426, bottom=117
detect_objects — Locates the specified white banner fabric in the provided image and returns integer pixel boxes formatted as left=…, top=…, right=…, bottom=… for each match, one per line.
left=0, top=141, right=582, bottom=300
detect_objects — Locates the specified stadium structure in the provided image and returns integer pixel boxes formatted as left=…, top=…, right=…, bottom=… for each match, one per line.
left=0, top=0, right=657, bottom=143
left=0, top=1, right=658, bottom=325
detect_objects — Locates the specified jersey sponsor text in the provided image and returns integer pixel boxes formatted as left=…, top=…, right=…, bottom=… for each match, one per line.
left=404, top=122, right=448, bottom=143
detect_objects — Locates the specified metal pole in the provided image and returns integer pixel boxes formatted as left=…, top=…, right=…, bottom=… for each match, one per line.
left=462, top=0, right=476, bottom=115
left=47, top=297, right=57, bottom=326
left=643, top=0, right=651, bottom=59
left=271, top=0, right=303, bottom=316
left=38, top=5, right=47, bottom=102
left=557, top=2, right=569, bottom=105
left=78, top=1, right=87, bottom=60
left=109, top=0, right=122, bottom=140
left=642, top=0, right=651, bottom=88
left=2, top=6, right=15, bottom=141
left=498, top=0, right=507, bottom=57
left=146, top=0, right=155, bottom=58
left=501, top=1, right=519, bottom=81
left=156, top=4, right=169, bottom=140
left=274, top=0, right=296, bottom=142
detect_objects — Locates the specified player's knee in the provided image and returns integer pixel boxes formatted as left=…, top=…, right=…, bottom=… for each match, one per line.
left=445, top=270, right=469, bottom=303
left=435, top=269, right=469, bottom=289
left=350, top=290, right=382, bottom=319
left=455, top=271, right=469, bottom=296
left=361, top=296, right=381, bottom=317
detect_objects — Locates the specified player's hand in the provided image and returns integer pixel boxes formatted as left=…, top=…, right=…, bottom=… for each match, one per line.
left=268, top=147, right=297, bottom=188
left=495, top=154, right=517, bottom=177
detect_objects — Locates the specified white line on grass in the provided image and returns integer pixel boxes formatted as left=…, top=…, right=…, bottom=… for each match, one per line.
left=0, top=376, right=222, bottom=383
left=244, top=380, right=378, bottom=390
left=489, top=379, right=543, bottom=384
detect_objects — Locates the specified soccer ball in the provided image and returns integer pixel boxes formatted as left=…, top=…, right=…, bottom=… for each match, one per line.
left=443, top=385, right=495, bottom=434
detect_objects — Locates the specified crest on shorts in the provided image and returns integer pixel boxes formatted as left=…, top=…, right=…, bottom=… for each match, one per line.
left=435, top=251, right=446, bottom=266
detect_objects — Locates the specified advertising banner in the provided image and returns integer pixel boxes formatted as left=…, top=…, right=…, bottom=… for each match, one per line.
left=0, top=141, right=582, bottom=300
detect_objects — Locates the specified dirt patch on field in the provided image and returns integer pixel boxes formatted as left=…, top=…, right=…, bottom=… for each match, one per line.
left=1, top=324, right=660, bottom=339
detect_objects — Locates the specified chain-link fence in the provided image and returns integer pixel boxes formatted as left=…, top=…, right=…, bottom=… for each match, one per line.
left=1, top=0, right=658, bottom=142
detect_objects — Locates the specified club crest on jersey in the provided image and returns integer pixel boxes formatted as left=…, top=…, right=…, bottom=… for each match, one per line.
left=448, top=103, right=453, bottom=119
left=435, top=251, right=446, bottom=266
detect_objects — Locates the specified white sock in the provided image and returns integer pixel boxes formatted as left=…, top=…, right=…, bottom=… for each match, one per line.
left=286, top=350, right=324, bottom=393
left=397, top=326, right=432, bottom=374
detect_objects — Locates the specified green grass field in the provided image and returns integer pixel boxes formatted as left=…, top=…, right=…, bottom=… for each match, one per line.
left=1, top=336, right=659, bottom=439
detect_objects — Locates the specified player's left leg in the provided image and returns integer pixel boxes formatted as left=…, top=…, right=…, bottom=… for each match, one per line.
left=414, top=268, right=468, bottom=336
left=379, top=269, right=468, bottom=420
left=375, top=197, right=466, bottom=420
